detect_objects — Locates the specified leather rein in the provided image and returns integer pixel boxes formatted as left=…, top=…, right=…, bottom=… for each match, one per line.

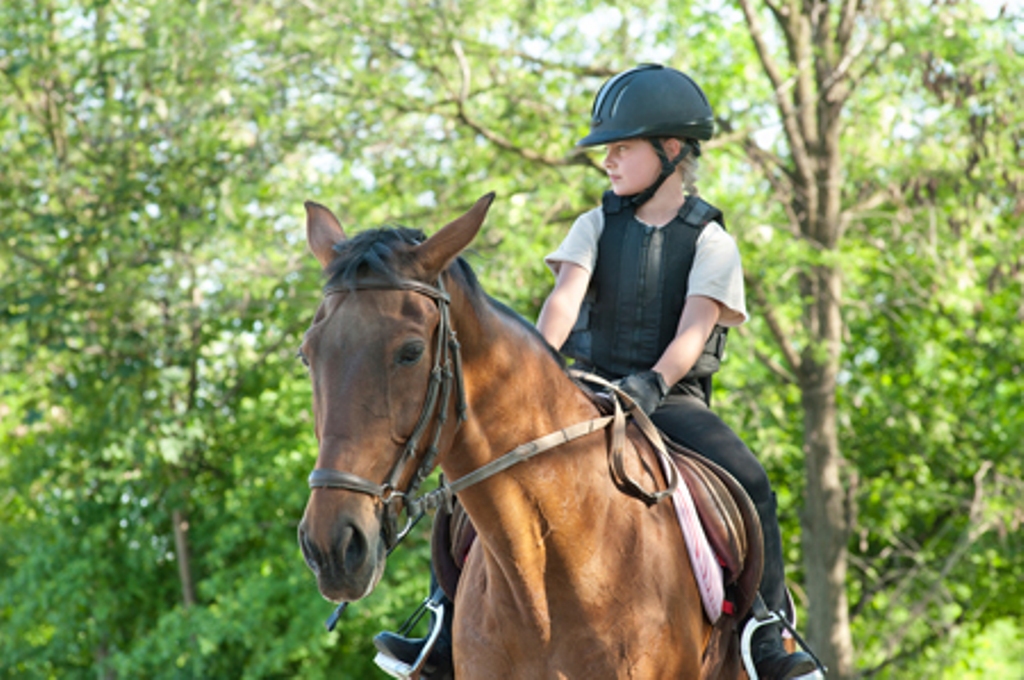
left=307, top=274, right=678, bottom=553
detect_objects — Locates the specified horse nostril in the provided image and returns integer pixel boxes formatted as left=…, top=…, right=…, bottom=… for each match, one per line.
left=337, top=523, right=367, bottom=573
left=298, top=525, right=322, bottom=572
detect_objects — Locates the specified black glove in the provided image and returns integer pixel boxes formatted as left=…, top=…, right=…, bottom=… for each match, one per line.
left=613, top=370, right=669, bottom=416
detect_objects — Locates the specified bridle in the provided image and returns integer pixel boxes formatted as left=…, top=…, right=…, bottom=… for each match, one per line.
left=306, top=273, right=680, bottom=554
left=307, top=275, right=465, bottom=551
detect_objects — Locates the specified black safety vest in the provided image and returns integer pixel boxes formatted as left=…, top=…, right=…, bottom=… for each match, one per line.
left=562, top=191, right=729, bottom=390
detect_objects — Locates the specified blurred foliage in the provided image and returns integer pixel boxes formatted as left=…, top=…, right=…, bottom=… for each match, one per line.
left=1, top=0, right=1022, bottom=678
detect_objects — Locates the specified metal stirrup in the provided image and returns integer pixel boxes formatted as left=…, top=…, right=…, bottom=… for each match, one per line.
left=373, top=593, right=446, bottom=680
left=740, top=593, right=827, bottom=680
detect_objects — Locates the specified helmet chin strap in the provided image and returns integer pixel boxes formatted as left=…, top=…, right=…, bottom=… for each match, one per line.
left=628, top=139, right=699, bottom=208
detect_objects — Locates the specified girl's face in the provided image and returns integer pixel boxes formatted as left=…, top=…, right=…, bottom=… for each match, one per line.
left=602, top=139, right=661, bottom=196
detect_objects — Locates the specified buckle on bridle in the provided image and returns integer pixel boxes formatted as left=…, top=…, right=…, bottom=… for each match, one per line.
left=379, top=484, right=405, bottom=505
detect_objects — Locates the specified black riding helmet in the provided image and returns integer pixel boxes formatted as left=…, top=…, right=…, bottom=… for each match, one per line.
left=578, top=64, right=714, bottom=206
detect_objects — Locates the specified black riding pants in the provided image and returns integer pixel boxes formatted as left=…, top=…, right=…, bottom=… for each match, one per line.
left=651, top=389, right=790, bottom=612
left=650, top=391, right=773, bottom=506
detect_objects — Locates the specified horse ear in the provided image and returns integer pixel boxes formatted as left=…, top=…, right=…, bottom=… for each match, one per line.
left=415, top=192, right=495, bottom=278
left=305, top=201, right=347, bottom=269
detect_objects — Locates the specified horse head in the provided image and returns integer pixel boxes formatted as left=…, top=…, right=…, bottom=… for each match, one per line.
left=296, top=193, right=494, bottom=603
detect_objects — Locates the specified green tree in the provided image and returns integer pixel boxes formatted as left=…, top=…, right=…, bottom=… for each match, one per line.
left=2, top=0, right=1021, bottom=677
left=1, top=1, right=340, bottom=676
left=725, top=1, right=1023, bottom=675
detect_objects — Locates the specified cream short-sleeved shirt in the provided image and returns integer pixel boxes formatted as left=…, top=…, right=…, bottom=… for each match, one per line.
left=545, top=206, right=749, bottom=326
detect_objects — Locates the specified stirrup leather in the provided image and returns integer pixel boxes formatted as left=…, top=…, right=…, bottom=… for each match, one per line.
left=740, top=593, right=827, bottom=680
left=373, top=596, right=446, bottom=680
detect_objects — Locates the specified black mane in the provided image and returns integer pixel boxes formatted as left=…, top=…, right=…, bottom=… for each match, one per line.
left=323, top=225, right=565, bottom=368
left=324, top=226, right=426, bottom=290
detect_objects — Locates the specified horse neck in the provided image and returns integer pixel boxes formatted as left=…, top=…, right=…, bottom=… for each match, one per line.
left=440, top=284, right=614, bottom=620
left=444, top=284, right=598, bottom=480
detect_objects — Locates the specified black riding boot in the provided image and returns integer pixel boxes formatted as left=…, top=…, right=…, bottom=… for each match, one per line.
left=373, top=577, right=454, bottom=680
left=751, top=493, right=819, bottom=679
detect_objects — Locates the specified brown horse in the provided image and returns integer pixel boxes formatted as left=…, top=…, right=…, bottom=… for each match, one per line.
left=296, top=193, right=746, bottom=679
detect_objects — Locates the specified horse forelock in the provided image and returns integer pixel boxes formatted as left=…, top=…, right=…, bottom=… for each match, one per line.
left=322, top=226, right=565, bottom=368
left=323, top=226, right=426, bottom=291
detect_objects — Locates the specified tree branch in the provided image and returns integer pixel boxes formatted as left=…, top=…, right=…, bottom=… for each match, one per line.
left=845, top=185, right=893, bottom=218
left=762, top=0, right=783, bottom=19
left=836, top=0, right=859, bottom=56
left=737, top=0, right=814, bottom=186
left=745, top=272, right=803, bottom=375
left=450, top=40, right=599, bottom=170
left=840, top=36, right=898, bottom=103
left=740, top=138, right=803, bottom=235
left=879, top=463, right=995, bottom=663
left=457, top=38, right=618, bottom=78
left=754, top=344, right=798, bottom=384
left=9, top=242, right=52, bottom=271
left=859, top=612, right=966, bottom=678
left=731, top=313, right=797, bottom=384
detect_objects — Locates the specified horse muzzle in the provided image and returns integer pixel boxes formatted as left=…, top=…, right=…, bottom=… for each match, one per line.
left=297, top=510, right=387, bottom=603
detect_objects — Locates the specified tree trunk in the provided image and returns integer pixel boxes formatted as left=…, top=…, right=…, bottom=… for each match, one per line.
left=737, top=1, right=864, bottom=674
left=799, top=265, right=854, bottom=676
left=172, top=507, right=197, bottom=608
left=94, top=641, right=116, bottom=680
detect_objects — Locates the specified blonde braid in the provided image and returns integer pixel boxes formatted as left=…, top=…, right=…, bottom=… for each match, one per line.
left=679, top=153, right=700, bottom=196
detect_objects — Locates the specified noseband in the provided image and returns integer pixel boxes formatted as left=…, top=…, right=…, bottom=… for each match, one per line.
left=307, top=275, right=467, bottom=551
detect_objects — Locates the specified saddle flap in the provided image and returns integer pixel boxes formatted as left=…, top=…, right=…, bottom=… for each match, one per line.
left=431, top=501, right=476, bottom=603
left=666, top=440, right=764, bottom=620
left=673, top=453, right=746, bottom=583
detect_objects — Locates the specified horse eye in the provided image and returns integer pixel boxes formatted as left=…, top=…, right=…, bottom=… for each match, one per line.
left=395, top=341, right=425, bottom=366
left=296, top=349, right=310, bottom=367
